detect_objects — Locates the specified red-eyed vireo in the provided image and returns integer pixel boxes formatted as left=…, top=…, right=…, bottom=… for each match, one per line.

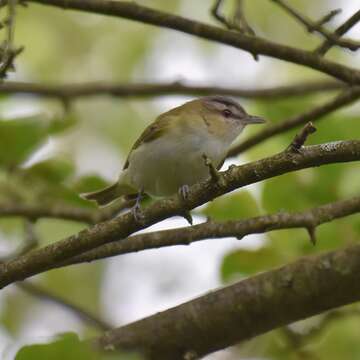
left=82, top=96, right=265, bottom=212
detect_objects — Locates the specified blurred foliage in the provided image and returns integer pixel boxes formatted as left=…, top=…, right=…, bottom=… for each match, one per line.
left=0, top=0, right=358, bottom=359
left=0, top=112, right=74, bottom=169
left=202, top=190, right=260, bottom=221
left=14, top=332, right=142, bottom=360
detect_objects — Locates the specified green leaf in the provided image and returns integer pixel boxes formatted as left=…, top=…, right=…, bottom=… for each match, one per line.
left=221, top=247, right=283, bottom=282
left=15, top=333, right=97, bottom=360
left=0, top=116, right=49, bottom=168
left=261, top=165, right=346, bottom=214
left=48, top=113, right=77, bottom=134
left=262, top=172, right=313, bottom=213
left=24, top=158, right=75, bottom=183
left=71, top=174, right=109, bottom=193
left=0, top=111, right=77, bottom=169
left=15, top=332, right=143, bottom=360
left=202, top=190, right=260, bottom=221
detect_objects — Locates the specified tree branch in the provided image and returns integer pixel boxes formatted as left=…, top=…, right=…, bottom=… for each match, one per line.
left=271, top=0, right=360, bottom=51
left=95, top=242, right=360, bottom=359
left=0, top=203, right=99, bottom=224
left=287, top=121, right=317, bottom=153
left=60, top=196, right=360, bottom=267
left=0, top=80, right=346, bottom=100
left=211, top=0, right=255, bottom=36
left=25, top=0, right=360, bottom=84
left=0, top=197, right=135, bottom=224
left=228, top=86, right=360, bottom=157
left=314, top=10, right=360, bottom=56
left=0, top=140, right=359, bottom=289
left=0, top=216, right=113, bottom=332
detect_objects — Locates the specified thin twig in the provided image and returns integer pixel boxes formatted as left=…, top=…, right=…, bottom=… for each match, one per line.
left=314, top=10, right=360, bottom=56
left=211, top=0, right=254, bottom=35
left=0, top=198, right=134, bottom=225
left=0, top=80, right=346, bottom=100
left=287, top=122, right=317, bottom=153
left=0, top=203, right=100, bottom=224
left=271, top=0, right=360, bottom=51
left=228, top=87, right=360, bottom=157
left=211, top=0, right=257, bottom=59
left=314, top=9, right=342, bottom=28
left=211, top=0, right=228, bottom=29
left=233, top=0, right=255, bottom=35
left=25, top=0, right=360, bottom=83
left=0, top=0, right=22, bottom=79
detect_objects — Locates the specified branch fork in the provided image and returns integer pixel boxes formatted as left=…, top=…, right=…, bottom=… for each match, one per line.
left=287, top=122, right=317, bottom=153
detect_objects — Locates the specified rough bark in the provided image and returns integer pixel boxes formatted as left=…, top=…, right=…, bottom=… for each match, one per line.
left=0, top=140, right=359, bottom=289
left=96, top=242, right=360, bottom=359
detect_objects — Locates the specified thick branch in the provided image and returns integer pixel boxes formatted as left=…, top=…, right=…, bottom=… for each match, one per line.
left=95, top=242, right=360, bottom=359
left=0, top=80, right=345, bottom=100
left=0, top=140, right=359, bottom=289
left=228, top=86, right=360, bottom=157
left=62, top=196, right=360, bottom=266
left=26, top=0, right=360, bottom=84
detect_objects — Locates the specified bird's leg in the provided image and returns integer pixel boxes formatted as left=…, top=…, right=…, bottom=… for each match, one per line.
left=131, top=188, right=145, bottom=223
left=202, top=154, right=226, bottom=187
left=178, top=184, right=190, bottom=201
left=178, top=185, right=193, bottom=225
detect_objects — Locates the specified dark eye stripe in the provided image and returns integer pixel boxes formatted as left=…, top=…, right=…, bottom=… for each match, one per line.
left=206, top=95, right=245, bottom=114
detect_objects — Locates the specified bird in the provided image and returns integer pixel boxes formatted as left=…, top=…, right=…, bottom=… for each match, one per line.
left=81, top=96, right=265, bottom=218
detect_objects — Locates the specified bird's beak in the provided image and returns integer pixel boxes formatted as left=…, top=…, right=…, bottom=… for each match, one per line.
left=243, top=115, right=266, bottom=124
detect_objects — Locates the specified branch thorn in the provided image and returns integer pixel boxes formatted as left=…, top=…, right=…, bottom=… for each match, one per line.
left=307, top=226, right=317, bottom=246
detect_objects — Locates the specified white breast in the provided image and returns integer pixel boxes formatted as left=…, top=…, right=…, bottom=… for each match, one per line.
left=125, top=127, right=228, bottom=197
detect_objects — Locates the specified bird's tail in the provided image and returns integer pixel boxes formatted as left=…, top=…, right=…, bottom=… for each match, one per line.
left=81, top=182, right=135, bottom=207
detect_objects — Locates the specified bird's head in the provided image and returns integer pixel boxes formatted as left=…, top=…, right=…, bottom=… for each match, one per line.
left=196, top=95, right=265, bottom=142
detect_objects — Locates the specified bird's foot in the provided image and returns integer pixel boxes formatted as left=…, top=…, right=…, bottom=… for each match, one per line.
left=178, top=184, right=190, bottom=201
left=178, top=185, right=193, bottom=225
left=131, top=189, right=145, bottom=223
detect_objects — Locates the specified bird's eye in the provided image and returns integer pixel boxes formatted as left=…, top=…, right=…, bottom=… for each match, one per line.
left=222, top=109, right=232, bottom=118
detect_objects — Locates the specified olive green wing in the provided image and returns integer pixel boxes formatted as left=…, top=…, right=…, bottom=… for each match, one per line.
left=122, top=108, right=181, bottom=170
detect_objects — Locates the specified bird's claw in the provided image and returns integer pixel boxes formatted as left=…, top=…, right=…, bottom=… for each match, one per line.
left=131, top=202, right=145, bottom=223
left=178, top=185, right=193, bottom=225
left=178, top=184, right=190, bottom=201
left=131, top=189, right=145, bottom=223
